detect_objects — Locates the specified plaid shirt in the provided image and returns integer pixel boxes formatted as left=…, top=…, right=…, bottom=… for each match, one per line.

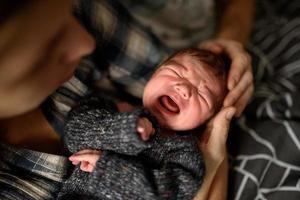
left=0, top=0, right=169, bottom=199
left=0, top=143, right=69, bottom=199
left=5, top=0, right=300, bottom=199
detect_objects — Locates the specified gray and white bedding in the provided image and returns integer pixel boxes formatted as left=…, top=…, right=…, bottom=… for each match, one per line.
left=228, top=0, right=300, bottom=199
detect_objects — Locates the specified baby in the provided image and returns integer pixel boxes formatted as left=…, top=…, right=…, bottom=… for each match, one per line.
left=58, top=48, right=228, bottom=200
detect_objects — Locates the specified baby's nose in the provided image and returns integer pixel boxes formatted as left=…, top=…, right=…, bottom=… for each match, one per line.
left=174, top=83, right=192, bottom=99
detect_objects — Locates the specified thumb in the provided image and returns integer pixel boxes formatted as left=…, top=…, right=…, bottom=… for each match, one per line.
left=209, top=107, right=236, bottom=146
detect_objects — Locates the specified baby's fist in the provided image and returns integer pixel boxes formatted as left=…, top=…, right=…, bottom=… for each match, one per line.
left=69, top=149, right=101, bottom=172
left=137, top=117, right=155, bottom=141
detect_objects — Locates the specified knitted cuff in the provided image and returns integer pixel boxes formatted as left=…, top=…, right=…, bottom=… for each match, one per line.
left=64, top=96, right=159, bottom=155
left=99, top=108, right=154, bottom=155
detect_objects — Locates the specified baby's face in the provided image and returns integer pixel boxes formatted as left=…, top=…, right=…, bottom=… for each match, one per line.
left=143, top=53, right=225, bottom=130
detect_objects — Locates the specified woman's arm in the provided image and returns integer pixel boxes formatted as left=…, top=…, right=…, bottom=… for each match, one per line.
left=194, top=107, right=236, bottom=200
left=194, top=157, right=228, bottom=200
left=74, top=0, right=168, bottom=98
left=216, top=0, right=255, bottom=45
left=206, top=156, right=229, bottom=200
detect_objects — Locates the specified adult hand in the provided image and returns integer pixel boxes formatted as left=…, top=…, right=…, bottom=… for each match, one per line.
left=137, top=117, right=155, bottom=141
left=199, top=39, right=254, bottom=116
left=198, top=106, right=236, bottom=171
left=194, top=107, right=235, bottom=200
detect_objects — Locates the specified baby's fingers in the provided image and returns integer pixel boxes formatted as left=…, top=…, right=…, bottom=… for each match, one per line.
left=69, top=152, right=101, bottom=163
left=80, top=161, right=95, bottom=172
left=71, top=160, right=80, bottom=166
left=137, top=117, right=155, bottom=141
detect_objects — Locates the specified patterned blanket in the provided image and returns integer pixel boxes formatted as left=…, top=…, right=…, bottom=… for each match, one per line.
left=228, top=0, right=300, bottom=199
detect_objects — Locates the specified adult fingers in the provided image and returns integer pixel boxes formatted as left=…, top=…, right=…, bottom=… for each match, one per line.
left=215, top=40, right=250, bottom=90
left=200, top=39, right=252, bottom=91
left=199, top=107, right=236, bottom=149
left=209, top=107, right=236, bottom=147
left=200, top=107, right=236, bottom=166
left=233, top=83, right=254, bottom=117
left=227, top=52, right=252, bottom=90
left=224, top=70, right=253, bottom=107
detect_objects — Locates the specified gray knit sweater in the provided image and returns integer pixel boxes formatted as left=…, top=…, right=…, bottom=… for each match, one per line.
left=58, top=95, right=205, bottom=200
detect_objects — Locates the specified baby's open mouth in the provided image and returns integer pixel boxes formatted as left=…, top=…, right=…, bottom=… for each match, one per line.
left=159, top=95, right=180, bottom=113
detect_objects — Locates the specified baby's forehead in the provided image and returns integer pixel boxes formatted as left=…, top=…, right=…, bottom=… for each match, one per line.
left=178, top=52, right=225, bottom=78
left=162, top=53, right=215, bottom=74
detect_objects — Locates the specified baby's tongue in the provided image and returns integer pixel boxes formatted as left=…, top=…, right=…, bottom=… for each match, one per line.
left=160, top=95, right=179, bottom=113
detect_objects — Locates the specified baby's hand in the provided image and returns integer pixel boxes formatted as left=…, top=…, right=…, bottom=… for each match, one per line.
left=69, top=149, right=101, bottom=172
left=137, top=117, right=155, bottom=141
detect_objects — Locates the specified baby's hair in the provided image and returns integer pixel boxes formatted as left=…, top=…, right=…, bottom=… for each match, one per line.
left=161, top=48, right=229, bottom=111
left=174, top=48, right=229, bottom=77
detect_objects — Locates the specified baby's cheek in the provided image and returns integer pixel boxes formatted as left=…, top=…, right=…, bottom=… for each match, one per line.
left=164, top=115, right=198, bottom=131
left=182, top=108, right=206, bottom=129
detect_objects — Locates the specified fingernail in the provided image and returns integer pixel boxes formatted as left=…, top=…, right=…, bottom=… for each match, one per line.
left=226, top=110, right=236, bottom=120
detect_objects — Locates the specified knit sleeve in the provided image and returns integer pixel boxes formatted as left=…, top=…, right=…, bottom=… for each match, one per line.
left=143, top=134, right=205, bottom=178
left=141, top=135, right=205, bottom=199
left=63, top=95, right=156, bottom=155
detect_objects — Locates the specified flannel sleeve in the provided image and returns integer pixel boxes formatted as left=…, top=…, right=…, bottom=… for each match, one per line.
left=74, top=0, right=169, bottom=98
left=42, top=0, right=169, bottom=136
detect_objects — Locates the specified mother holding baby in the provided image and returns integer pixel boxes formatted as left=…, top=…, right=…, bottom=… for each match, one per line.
left=2, top=0, right=291, bottom=199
